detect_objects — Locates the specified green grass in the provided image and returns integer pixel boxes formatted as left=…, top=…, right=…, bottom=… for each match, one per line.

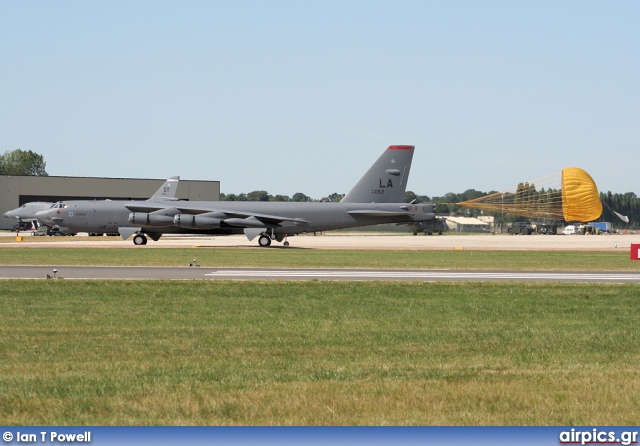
left=1, top=280, right=638, bottom=425
left=1, top=247, right=639, bottom=270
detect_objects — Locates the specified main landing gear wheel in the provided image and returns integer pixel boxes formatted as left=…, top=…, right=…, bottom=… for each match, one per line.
left=133, top=234, right=148, bottom=245
left=258, top=235, right=271, bottom=247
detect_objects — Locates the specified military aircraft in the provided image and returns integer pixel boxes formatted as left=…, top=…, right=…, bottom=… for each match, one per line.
left=36, top=145, right=436, bottom=246
left=3, top=202, right=54, bottom=231
left=36, top=176, right=183, bottom=239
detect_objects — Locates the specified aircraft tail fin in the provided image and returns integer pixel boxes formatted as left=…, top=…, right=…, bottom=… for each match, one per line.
left=149, top=176, right=180, bottom=201
left=341, top=145, right=414, bottom=203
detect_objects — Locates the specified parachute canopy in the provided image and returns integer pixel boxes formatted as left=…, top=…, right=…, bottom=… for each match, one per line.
left=457, top=167, right=602, bottom=222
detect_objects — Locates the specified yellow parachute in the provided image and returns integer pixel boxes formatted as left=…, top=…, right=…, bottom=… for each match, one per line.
left=457, top=167, right=602, bottom=222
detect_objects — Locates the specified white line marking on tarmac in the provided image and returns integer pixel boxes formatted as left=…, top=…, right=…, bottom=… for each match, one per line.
left=204, top=270, right=640, bottom=281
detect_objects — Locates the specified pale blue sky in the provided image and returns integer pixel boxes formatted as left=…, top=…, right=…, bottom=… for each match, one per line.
left=2, top=1, right=638, bottom=198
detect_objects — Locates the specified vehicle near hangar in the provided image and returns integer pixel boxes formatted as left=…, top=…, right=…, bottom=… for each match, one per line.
left=507, top=222, right=558, bottom=235
left=589, top=222, right=613, bottom=233
left=406, top=217, right=448, bottom=235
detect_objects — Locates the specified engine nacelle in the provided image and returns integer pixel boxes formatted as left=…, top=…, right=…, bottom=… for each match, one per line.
left=128, top=212, right=174, bottom=227
left=173, top=214, right=222, bottom=229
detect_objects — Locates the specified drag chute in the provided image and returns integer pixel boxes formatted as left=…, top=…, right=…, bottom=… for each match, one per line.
left=456, top=167, right=602, bottom=222
left=560, top=167, right=602, bottom=222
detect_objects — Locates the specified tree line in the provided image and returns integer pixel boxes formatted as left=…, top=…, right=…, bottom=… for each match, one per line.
left=222, top=188, right=640, bottom=228
left=4, top=149, right=639, bottom=227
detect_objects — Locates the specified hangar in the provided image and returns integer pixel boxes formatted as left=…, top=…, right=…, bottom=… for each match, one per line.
left=0, top=175, right=220, bottom=230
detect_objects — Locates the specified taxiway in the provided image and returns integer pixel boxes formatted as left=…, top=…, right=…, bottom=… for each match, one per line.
left=2, top=265, right=640, bottom=283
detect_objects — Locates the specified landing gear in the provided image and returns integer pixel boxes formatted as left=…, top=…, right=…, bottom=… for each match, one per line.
left=258, top=235, right=271, bottom=247
left=256, top=231, right=291, bottom=247
left=133, top=234, right=148, bottom=245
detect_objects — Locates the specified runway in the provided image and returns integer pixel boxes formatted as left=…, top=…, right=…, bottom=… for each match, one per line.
left=2, top=265, right=640, bottom=283
left=2, top=232, right=638, bottom=250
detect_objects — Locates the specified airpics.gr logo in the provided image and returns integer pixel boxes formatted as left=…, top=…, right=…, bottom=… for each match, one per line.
left=559, top=428, right=638, bottom=446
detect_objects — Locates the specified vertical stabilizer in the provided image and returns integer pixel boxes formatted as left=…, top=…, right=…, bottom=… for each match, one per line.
left=341, top=145, right=414, bottom=203
left=149, top=176, right=180, bottom=200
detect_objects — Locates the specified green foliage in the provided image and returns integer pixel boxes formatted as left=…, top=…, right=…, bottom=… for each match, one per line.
left=432, top=189, right=495, bottom=216
left=246, top=190, right=270, bottom=201
left=404, top=190, right=431, bottom=203
left=601, top=191, right=640, bottom=228
left=0, top=149, right=48, bottom=176
left=291, top=192, right=310, bottom=202
left=322, top=192, right=343, bottom=202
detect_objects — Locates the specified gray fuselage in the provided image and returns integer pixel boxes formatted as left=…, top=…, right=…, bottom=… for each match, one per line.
left=39, top=199, right=436, bottom=236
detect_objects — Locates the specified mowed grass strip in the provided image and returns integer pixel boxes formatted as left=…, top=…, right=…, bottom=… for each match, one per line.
left=0, top=280, right=638, bottom=425
left=1, top=247, right=639, bottom=270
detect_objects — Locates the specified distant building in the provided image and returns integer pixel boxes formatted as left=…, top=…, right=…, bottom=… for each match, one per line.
left=444, top=216, right=491, bottom=233
left=477, top=215, right=495, bottom=226
left=0, top=175, right=220, bottom=230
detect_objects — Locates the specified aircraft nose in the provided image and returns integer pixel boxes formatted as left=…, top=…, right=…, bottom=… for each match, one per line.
left=2, top=211, right=11, bottom=218
left=35, top=210, right=52, bottom=224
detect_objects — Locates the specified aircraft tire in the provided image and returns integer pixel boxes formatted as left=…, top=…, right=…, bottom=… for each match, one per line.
left=133, top=234, right=147, bottom=246
left=258, top=235, right=271, bottom=247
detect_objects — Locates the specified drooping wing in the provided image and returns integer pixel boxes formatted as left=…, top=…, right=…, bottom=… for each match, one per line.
left=124, top=202, right=311, bottom=227
left=347, top=210, right=413, bottom=217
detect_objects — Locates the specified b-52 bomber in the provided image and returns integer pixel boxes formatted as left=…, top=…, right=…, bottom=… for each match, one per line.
left=36, top=145, right=436, bottom=246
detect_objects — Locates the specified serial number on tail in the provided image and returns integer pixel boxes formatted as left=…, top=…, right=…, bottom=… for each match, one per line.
left=371, top=190, right=386, bottom=194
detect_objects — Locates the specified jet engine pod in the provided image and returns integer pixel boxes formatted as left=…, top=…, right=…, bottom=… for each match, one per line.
left=173, top=214, right=222, bottom=229
left=128, top=212, right=174, bottom=227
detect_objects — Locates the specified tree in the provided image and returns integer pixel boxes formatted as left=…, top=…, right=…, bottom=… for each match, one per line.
left=322, top=192, right=343, bottom=202
left=404, top=191, right=418, bottom=203
left=0, top=149, right=48, bottom=176
left=246, top=190, right=270, bottom=201
left=291, top=192, right=310, bottom=202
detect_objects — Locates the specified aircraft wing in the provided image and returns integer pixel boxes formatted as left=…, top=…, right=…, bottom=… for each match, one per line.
left=347, top=210, right=413, bottom=217
left=124, top=203, right=311, bottom=227
left=218, top=211, right=311, bottom=227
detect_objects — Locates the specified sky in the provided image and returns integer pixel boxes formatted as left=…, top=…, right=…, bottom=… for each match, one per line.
left=1, top=1, right=638, bottom=199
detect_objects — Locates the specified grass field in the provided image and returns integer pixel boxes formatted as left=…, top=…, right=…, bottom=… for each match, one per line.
left=1, top=247, right=639, bottom=270
left=1, top=280, right=638, bottom=425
